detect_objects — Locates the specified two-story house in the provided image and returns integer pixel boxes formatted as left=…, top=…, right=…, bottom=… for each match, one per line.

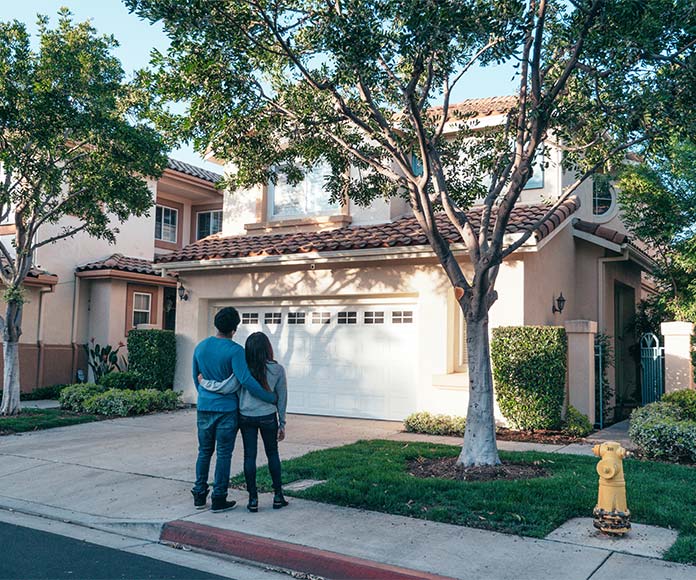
left=155, top=96, right=654, bottom=424
left=6, top=158, right=222, bottom=391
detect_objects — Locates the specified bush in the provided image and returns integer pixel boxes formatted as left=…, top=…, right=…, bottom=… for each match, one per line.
left=59, top=383, right=106, bottom=412
left=0, top=384, right=69, bottom=401
left=491, top=326, right=567, bottom=430
left=563, top=406, right=593, bottom=437
left=629, top=402, right=696, bottom=463
left=403, top=411, right=466, bottom=437
left=662, top=389, right=696, bottom=421
left=83, top=388, right=181, bottom=417
left=127, top=329, right=176, bottom=391
left=99, top=371, right=146, bottom=391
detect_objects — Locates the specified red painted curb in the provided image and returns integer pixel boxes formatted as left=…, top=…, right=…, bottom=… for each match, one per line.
left=162, top=520, right=456, bottom=580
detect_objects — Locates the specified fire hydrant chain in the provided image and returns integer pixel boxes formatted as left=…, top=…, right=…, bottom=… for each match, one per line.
left=592, top=441, right=631, bottom=536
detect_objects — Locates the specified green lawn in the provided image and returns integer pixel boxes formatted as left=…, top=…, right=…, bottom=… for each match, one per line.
left=0, top=408, right=102, bottom=435
left=232, top=439, right=696, bottom=565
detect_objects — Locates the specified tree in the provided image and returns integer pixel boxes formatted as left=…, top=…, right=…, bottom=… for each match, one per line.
left=619, top=140, right=696, bottom=327
left=127, top=0, right=696, bottom=465
left=0, top=10, right=168, bottom=415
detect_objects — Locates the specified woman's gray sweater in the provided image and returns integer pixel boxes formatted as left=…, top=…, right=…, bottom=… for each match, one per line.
left=199, top=362, right=288, bottom=428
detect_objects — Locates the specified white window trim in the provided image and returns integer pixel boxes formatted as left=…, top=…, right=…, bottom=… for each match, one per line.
left=155, top=205, right=179, bottom=243
left=591, top=177, right=619, bottom=224
left=132, top=292, right=152, bottom=327
left=196, top=209, right=223, bottom=241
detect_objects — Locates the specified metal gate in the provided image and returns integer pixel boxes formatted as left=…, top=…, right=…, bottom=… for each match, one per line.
left=640, top=333, right=664, bottom=404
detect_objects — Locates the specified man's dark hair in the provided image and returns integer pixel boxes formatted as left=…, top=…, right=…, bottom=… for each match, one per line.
left=214, top=307, right=240, bottom=335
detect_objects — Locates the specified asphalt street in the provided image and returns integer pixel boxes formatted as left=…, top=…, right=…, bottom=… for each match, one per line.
left=0, top=521, right=231, bottom=580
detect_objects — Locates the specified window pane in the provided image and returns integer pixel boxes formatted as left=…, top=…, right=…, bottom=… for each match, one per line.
left=271, top=162, right=339, bottom=218
left=134, top=293, right=151, bottom=311
left=155, top=207, right=162, bottom=240
left=197, top=212, right=211, bottom=239
left=272, top=174, right=305, bottom=217
left=593, top=175, right=614, bottom=215
left=156, top=206, right=177, bottom=243
left=311, top=312, right=331, bottom=324
left=133, top=311, right=150, bottom=326
left=211, top=211, right=222, bottom=234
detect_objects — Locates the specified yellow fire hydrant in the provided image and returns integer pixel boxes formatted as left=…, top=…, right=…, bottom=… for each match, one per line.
left=592, top=441, right=630, bottom=535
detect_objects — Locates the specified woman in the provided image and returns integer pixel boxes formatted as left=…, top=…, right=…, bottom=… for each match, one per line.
left=199, top=331, right=288, bottom=512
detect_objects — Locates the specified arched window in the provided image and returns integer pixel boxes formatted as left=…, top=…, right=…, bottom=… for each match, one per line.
left=592, top=174, right=614, bottom=216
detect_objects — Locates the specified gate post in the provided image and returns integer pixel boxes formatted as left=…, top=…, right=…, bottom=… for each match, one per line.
left=565, top=320, right=598, bottom=424
left=661, top=321, right=695, bottom=393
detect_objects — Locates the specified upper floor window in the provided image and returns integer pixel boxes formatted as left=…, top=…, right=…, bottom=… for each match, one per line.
left=269, top=162, right=339, bottom=219
left=197, top=210, right=223, bottom=240
left=592, top=174, right=614, bottom=216
left=155, top=205, right=178, bottom=243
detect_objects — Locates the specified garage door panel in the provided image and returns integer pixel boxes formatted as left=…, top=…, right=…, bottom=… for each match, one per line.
left=210, top=302, right=418, bottom=420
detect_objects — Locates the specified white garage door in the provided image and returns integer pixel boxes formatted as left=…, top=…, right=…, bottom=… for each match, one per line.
left=209, top=302, right=418, bottom=420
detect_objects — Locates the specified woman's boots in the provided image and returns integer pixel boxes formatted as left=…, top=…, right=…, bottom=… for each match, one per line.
left=273, top=489, right=289, bottom=509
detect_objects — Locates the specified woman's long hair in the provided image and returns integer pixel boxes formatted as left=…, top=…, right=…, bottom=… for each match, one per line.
left=245, top=332, right=275, bottom=391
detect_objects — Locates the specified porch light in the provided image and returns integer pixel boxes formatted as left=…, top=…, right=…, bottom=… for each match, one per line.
left=178, top=284, right=189, bottom=301
left=553, top=292, right=566, bottom=314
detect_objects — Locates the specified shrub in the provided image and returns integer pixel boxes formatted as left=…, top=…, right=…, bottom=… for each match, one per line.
left=662, top=389, right=696, bottom=421
left=83, top=388, right=181, bottom=417
left=629, top=402, right=696, bottom=463
left=127, top=329, right=176, bottom=391
left=59, top=383, right=106, bottom=412
left=403, top=411, right=466, bottom=437
left=100, top=371, right=146, bottom=391
left=563, top=406, right=593, bottom=437
left=491, top=326, right=567, bottom=430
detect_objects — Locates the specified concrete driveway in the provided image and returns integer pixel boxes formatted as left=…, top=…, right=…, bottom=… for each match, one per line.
left=0, top=409, right=403, bottom=522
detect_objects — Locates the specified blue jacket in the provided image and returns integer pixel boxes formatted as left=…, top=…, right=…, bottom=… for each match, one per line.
left=192, top=336, right=276, bottom=412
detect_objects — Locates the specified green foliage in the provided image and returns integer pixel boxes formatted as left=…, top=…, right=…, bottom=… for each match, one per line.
left=629, top=402, right=696, bottom=463
left=491, top=327, right=567, bottom=430
left=99, top=371, right=146, bottom=391
left=594, top=332, right=615, bottom=425
left=0, top=408, right=102, bottom=435
left=127, top=330, right=176, bottom=391
left=662, top=389, right=696, bottom=421
left=403, top=411, right=466, bottom=437
left=82, top=388, right=180, bottom=417
left=59, top=383, right=105, bottom=412
left=84, top=341, right=125, bottom=383
left=230, top=439, right=696, bottom=564
left=2, top=285, right=25, bottom=306
left=21, top=384, right=69, bottom=401
left=563, top=406, right=593, bottom=438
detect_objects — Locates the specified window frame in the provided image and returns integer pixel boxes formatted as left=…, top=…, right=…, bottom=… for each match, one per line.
left=132, top=292, right=152, bottom=327
left=196, top=209, right=223, bottom=241
left=155, top=205, right=179, bottom=244
left=125, top=284, right=159, bottom=334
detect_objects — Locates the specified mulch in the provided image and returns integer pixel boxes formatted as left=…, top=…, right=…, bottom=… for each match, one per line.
left=495, top=428, right=585, bottom=445
left=407, top=456, right=550, bottom=482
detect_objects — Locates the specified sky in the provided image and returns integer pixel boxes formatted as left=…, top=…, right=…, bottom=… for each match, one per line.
left=4, top=1, right=519, bottom=172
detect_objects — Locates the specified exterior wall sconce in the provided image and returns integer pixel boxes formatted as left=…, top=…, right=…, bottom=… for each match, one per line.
left=552, top=292, right=566, bottom=314
left=178, top=284, right=189, bottom=301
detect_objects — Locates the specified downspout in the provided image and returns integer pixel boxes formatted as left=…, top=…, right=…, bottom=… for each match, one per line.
left=36, top=285, right=53, bottom=388
left=70, top=274, right=81, bottom=382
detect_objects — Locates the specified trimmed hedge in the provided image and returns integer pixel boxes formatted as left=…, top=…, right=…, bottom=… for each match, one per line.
left=563, top=406, right=593, bottom=437
left=629, top=401, right=696, bottom=463
left=59, top=383, right=180, bottom=416
left=59, top=383, right=105, bottom=412
left=127, top=329, right=176, bottom=391
left=491, top=326, right=567, bottom=431
left=0, top=384, right=69, bottom=401
left=662, top=389, right=696, bottom=421
left=403, top=411, right=466, bottom=437
left=100, top=371, right=146, bottom=391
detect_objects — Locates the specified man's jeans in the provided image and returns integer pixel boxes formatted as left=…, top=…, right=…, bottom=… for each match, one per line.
left=193, top=410, right=238, bottom=498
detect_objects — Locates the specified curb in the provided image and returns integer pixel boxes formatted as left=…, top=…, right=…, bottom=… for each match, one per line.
left=161, top=520, right=456, bottom=580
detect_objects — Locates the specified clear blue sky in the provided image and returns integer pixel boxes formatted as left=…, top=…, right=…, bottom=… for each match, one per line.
left=6, top=1, right=518, bottom=171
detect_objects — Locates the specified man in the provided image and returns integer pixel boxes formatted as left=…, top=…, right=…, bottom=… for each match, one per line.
left=191, top=306, right=277, bottom=512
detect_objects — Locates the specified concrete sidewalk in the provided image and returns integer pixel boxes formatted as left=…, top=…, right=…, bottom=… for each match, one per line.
left=0, top=410, right=691, bottom=579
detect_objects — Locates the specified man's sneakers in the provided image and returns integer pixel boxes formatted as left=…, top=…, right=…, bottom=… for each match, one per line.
left=211, top=495, right=237, bottom=513
left=191, top=489, right=209, bottom=510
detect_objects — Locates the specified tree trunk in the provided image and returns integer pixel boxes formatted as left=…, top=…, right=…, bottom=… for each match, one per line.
left=458, top=315, right=501, bottom=466
left=0, top=300, right=23, bottom=416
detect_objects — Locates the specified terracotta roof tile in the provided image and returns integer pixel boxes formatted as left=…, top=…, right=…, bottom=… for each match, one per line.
left=156, top=199, right=580, bottom=265
left=76, top=254, right=160, bottom=276
left=573, top=219, right=630, bottom=245
left=167, top=158, right=222, bottom=184
left=429, top=96, right=518, bottom=120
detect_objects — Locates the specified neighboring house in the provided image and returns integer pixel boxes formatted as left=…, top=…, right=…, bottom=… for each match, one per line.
left=155, top=96, right=654, bottom=423
left=1, top=159, right=222, bottom=390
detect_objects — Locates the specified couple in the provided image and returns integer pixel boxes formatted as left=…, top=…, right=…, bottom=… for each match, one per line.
left=191, top=306, right=288, bottom=513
